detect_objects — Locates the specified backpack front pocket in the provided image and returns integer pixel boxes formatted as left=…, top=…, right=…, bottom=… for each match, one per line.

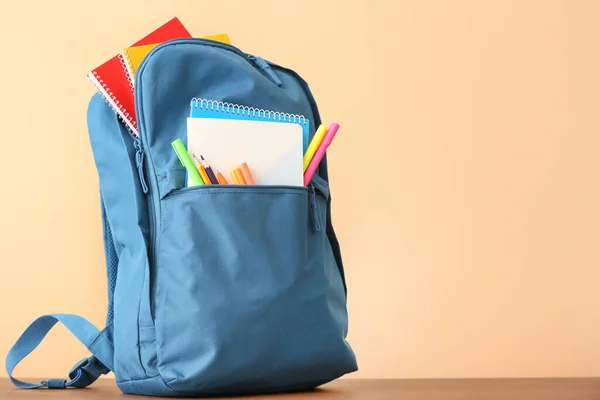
left=152, top=181, right=356, bottom=395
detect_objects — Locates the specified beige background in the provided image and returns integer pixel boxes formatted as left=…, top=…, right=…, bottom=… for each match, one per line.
left=1, top=0, right=600, bottom=380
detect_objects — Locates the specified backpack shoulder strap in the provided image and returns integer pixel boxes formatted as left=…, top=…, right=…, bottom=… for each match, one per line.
left=5, top=314, right=113, bottom=389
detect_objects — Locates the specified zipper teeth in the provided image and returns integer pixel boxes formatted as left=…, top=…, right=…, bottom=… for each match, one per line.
left=165, top=185, right=309, bottom=199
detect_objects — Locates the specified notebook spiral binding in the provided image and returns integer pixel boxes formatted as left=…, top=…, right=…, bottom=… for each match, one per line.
left=87, top=71, right=138, bottom=131
left=190, top=98, right=307, bottom=125
left=118, top=51, right=135, bottom=92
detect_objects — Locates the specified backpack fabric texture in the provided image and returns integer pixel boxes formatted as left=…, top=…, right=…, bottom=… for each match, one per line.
left=6, top=38, right=357, bottom=397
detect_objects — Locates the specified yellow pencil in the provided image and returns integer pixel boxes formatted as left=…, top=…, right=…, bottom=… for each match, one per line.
left=192, top=155, right=208, bottom=184
left=233, top=168, right=246, bottom=184
left=303, top=124, right=329, bottom=171
left=198, top=165, right=211, bottom=185
left=230, top=170, right=241, bottom=184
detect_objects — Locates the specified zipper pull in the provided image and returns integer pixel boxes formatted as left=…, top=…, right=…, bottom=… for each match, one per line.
left=247, top=55, right=283, bottom=87
left=308, top=184, right=322, bottom=232
left=134, top=139, right=149, bottom=194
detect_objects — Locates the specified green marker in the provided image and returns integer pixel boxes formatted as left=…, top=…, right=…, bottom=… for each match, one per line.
left=172, top=139, right=204, bottom=186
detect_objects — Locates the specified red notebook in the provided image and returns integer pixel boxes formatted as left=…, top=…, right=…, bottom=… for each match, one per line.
left=87, top=17, right=191, bottom=137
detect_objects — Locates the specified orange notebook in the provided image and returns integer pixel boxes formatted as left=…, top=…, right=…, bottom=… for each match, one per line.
left=87, top=17, right=192, bottom=137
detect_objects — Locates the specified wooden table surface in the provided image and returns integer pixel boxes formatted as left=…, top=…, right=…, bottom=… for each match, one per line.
left=2, top=378, right=600, bottom=399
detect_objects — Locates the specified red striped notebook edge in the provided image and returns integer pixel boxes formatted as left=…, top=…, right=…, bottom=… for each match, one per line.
left=87, top=69, right=138, bottom=135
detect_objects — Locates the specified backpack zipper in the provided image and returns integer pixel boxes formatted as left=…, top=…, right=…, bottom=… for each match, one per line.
left=247, top=55, right=283, bottom=87
left=308, top=184, right=322, bottom=232
left=134, top=138, right=149, bottom=194
left=165, top=184, right=308, bottom=198
left=265, top=62, right=322, bottom=131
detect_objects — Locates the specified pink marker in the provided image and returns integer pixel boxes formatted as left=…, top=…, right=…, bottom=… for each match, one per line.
left=303, top=122, right=340, bottom=185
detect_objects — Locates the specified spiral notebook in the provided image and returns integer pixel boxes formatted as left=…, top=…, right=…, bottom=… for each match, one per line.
left=189, top=99, right=310, bottom=151
left=187, top=99, right=309, bottom=186
left=87, top=17, right=192, bottom=136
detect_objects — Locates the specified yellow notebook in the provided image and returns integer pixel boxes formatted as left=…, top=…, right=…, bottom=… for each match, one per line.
left=120, top=33, right=231, bottom=84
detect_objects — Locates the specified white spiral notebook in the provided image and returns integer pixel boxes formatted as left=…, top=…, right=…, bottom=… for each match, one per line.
left=186, top=99, right=308, bottom=186
left=186, top=118, right=304, bottom=186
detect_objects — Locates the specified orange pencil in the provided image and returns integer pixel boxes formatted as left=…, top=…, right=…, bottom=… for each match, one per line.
left=216, top=170, right=228, bottom=184
left=239, top=162, right=255, bottom=185
left=233, top=168, right=246, bottom=184
left=198, top=165, right=211, bottom=185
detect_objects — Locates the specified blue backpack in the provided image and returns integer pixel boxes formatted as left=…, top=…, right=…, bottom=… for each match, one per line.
left=6, top=38, right=357, bottom=396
